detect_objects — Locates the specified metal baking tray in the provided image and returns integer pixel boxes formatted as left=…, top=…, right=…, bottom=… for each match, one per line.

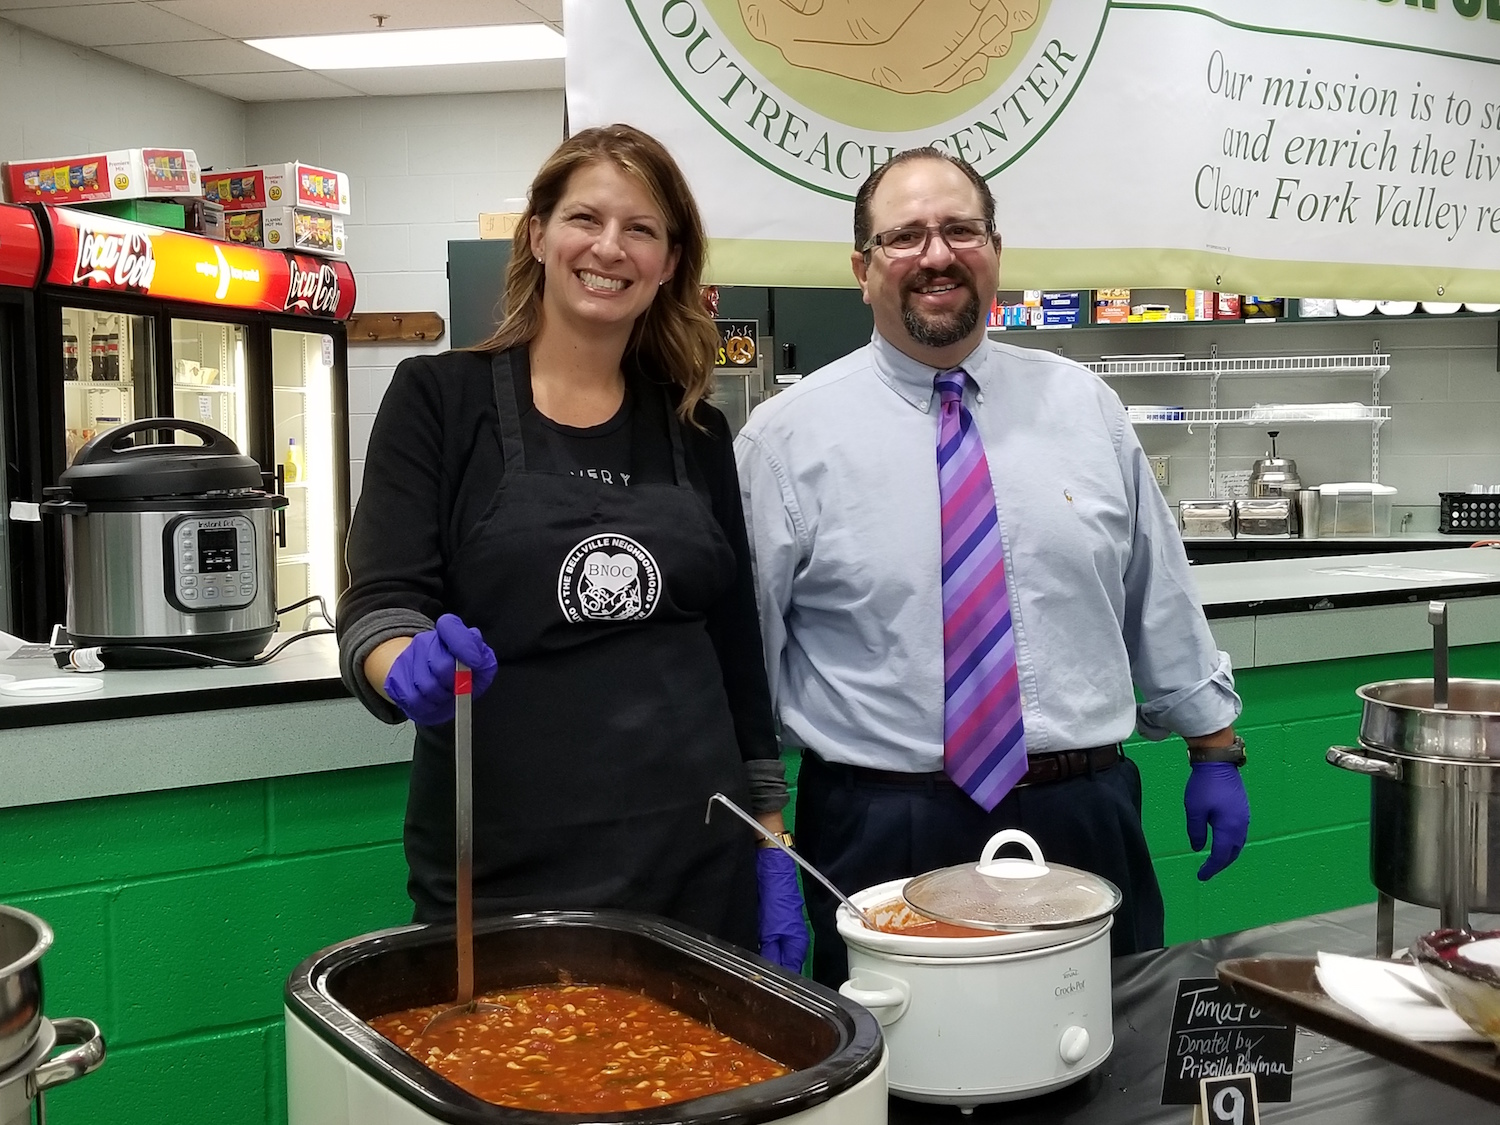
left=1217, top=956, right=1500, bottom=1105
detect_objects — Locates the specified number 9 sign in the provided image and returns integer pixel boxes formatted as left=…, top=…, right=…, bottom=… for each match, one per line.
left=1198, top=1074, right=1259, bottom=1125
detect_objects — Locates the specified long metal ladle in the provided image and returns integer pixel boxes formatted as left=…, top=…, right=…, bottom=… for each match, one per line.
left=421, top=659, right=508, bottom=1038
left=705, top=792, right=878, bottom=930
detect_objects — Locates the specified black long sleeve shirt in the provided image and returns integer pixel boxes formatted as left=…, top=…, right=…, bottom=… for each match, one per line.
left=336, top=346, right=783, bottom=785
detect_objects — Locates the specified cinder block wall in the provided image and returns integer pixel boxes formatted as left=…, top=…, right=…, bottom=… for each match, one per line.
left=3, top=764, right=411, bottom=1125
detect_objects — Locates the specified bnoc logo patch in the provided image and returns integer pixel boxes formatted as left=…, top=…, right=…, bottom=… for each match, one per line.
left=557, top=534, right=663, bottom=624
left=627, top=0, right=1106, bottom=198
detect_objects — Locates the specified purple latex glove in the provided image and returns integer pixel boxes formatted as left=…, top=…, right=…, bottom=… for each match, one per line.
left=756, top=847, right=810, bottom=974
left=384, top=614, right=498, bottom=727
left=1185, top=762, right=1250, bottom=881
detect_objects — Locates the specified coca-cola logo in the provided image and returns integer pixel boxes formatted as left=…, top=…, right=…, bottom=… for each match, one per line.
left=73, top=229, right=156, bottom=292
left=284, top=258, right=341, bottom=316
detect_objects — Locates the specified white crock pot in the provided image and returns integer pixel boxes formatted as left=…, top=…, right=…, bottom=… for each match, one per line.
left=837, top=831, right=1117, bottom=1113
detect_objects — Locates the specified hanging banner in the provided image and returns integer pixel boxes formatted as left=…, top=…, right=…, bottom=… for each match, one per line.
left=566, top=1, right=1500, bottom=297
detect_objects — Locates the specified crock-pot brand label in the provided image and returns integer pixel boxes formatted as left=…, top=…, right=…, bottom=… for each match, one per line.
left=73, top=229, right=156, bottom=291
left=1160, top=978, right=1295, bottom=1105
left=283, top=258, right=341, bottom=316
left=557, top=534, right=662, bottom=623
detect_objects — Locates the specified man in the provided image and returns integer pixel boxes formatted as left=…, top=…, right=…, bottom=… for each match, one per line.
left=734, top=148, right=1250, bottom=988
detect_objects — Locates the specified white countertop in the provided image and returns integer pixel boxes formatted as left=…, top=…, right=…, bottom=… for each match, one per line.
left=1192, top=546, right=1500, bottom=611
left=0, top=629, right=344, bottom=721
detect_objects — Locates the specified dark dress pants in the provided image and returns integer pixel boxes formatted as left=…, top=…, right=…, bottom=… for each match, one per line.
left=796, top=750, right=1167, bottom=990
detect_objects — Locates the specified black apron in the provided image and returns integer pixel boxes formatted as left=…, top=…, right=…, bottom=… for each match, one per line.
left=403, top=349, right=758, bottom=951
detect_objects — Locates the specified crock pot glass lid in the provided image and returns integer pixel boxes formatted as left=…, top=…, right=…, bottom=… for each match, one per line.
left=901, top=830, right=1122, bottom=931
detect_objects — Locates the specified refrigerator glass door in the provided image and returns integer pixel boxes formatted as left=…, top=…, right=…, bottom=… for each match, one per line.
left=171, top=319, right=249, bottom=449
left=271, top=328, right=337, bottom=619
left=61, top=307, right=154, bottom=463
left=0, top=308, right=14, bottom=632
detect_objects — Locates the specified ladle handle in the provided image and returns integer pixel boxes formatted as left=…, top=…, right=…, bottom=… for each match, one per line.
left=705, top=793, right=878, bottom=931
left=1429, top=601, right=1449, bottom=711
left=454, top=658, right=475, bottom=1005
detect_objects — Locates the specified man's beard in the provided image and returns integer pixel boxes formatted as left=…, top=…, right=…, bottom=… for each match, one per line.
left=901, top=270, right=982, bottom=348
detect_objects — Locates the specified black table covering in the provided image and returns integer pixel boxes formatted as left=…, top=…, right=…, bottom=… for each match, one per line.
left=887, top=902, right=1500, bottom=1123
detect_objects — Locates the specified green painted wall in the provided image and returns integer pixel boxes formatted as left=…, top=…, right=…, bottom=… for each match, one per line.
left=6, top=640, right=1497, bottom=1124
left=2, top=764, right=413, bottom=1125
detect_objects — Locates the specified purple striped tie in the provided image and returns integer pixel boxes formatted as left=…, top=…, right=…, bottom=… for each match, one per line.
left=936, top=368, right=1027, bottom=811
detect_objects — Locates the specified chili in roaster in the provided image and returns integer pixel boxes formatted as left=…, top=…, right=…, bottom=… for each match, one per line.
left=370, top=983, right=790, bottom=1112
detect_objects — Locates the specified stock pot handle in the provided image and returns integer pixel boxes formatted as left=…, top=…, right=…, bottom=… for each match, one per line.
left=1327, top=746, right=1403, bottom=781
left=32, top=1017, right=106, bottom=1092
left=840, top=972, right=910, bottom=1027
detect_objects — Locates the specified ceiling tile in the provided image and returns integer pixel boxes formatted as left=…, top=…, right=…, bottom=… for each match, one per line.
left=516, top=0, right=562, bottom=23
left=100, top=37, right=299, bottom=75
left=0, top=0, right=134, bottom=9
left=2, top=2, right=217, bottom=44
left=179, top=68, right=364, bottom=101
left=148, top=0, right=547, bottom=39
left=326, top=58, right=564, bottom=97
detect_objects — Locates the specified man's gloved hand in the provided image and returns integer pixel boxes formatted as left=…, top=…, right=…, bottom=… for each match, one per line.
left=384, top=614, right=498, bottom=727
left=756, top=847, right=810, bottom=974
left=1185, top=762, right=1250, bottom=881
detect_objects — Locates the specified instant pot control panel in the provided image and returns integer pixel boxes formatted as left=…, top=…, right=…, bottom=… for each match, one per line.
left=165, top=515, right=258, bottom=612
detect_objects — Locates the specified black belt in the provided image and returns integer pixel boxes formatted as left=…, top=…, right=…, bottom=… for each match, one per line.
left=809, top=743, right=1122, bottom=791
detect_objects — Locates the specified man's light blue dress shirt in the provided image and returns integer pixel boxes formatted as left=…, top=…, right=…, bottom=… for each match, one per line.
left=734, top=330, right=1242, bottom=772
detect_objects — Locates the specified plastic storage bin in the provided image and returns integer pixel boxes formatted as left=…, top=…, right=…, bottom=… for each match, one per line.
left=1318, top=482, right=1397, bottom=537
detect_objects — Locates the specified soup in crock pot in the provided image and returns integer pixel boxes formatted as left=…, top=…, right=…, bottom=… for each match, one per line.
left=369, top=983, right=789, bottom=1112
left=867, top=898, right=999, bottom=938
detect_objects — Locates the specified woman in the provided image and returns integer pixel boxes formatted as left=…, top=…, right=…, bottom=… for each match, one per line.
left=337, top=124, right=806, bottom=971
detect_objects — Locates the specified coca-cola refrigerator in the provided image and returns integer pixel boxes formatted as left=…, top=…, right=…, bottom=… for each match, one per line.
left=0, top=203, right=45, bottom=636
left=13, top=204, right=356, bottom=641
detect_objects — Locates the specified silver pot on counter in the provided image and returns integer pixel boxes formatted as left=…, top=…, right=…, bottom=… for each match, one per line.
left=40, top=419, right=287, bottom=666
left=0, top=906, right=106, bottom=1125
left=1327, top=603, right=1500, bottom=952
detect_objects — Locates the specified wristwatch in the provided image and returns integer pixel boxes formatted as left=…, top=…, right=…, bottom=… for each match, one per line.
left=757, top=830, right=795, bottom=849
left=1188, top=736, right=1247, bottom=767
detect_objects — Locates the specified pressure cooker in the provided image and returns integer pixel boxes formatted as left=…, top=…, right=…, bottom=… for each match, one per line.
left=40, top=419, right=288, bottom=665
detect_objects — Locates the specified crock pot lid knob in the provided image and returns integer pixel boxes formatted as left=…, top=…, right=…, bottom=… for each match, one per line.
left=900, top=829, right=1123, bottom=932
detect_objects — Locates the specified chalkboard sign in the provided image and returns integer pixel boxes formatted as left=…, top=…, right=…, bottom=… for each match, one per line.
left=1160, top=977, right=1296, bottom=1105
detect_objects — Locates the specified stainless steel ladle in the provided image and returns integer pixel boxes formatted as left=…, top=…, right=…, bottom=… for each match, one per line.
left=420, top=659, right=508, bottom=1038
left=705, top=792, right=878, bottom=930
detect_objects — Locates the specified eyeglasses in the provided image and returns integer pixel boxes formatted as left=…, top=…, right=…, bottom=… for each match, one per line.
left=861, top=218, right=995, bottom=257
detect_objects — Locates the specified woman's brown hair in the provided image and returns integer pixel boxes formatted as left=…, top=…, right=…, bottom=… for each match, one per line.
left=474, top=124, right=719, bottom=423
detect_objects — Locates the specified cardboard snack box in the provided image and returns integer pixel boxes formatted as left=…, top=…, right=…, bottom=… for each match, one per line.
left=264, top=206, right=347, bottom=257
left=206, top=162, right=350, bottom=215
left=2, top=147, right=200, bottom=205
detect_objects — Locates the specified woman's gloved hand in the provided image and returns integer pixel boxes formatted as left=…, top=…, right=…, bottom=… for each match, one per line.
left=384, top=614, right=498, bottom=726
left=756, top=847, right=810, bottom=974
left=1184, top=762, right=1250, bottom=881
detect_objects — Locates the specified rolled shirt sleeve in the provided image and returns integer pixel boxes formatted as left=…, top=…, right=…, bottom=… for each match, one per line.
left=1116, top=419, right=1243, bottom=740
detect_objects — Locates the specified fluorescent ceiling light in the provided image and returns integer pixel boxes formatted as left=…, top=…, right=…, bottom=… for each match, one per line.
left=247, top=24, right=565, bottom=70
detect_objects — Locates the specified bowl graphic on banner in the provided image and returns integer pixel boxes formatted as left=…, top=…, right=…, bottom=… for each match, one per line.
left=629, top=0, right=1105, bottom=197
left=732, top=0, right=1042, bottom=100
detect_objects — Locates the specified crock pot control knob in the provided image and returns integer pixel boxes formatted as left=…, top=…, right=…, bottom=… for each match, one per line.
left=1058, top=1026, right=1090, bottom=1065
